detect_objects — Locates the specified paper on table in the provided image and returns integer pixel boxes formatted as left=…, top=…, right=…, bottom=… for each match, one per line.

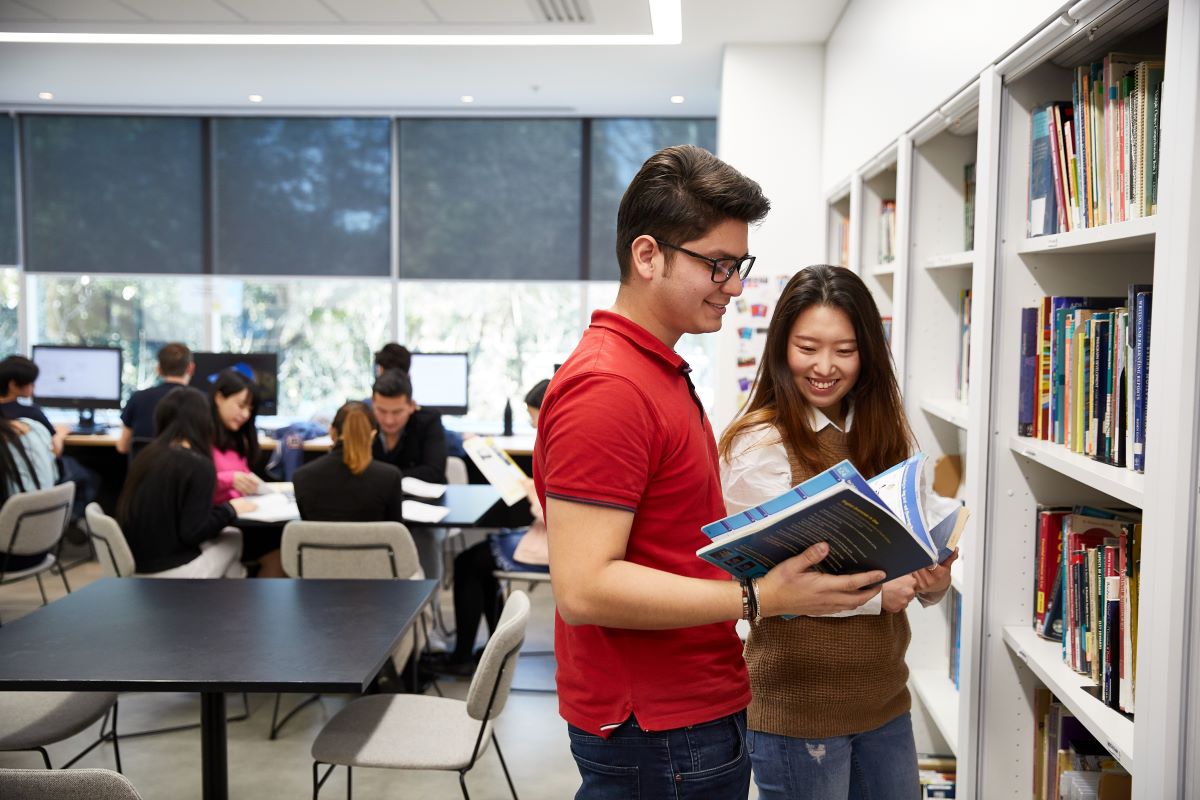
left=236, top=491, right=299, bottom=523
left=258, top=482, right=293, bottom=495
left=402, top=500, right=450, bottom=524
left=401, top=476, right=447, bottom=499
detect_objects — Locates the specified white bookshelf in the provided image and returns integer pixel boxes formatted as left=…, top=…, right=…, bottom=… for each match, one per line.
left=826, top=182, right=852, bottom=268
left=822, top=3, right=1200, bottom=793
left=868, top=262, right=895, bottom=277
left=1003, top=626, right=1134, bottom=771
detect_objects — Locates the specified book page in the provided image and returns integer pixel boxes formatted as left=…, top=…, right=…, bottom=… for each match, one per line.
left=463, top=436, right=527, bottom=506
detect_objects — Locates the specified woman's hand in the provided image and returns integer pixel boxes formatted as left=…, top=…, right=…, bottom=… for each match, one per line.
left=913, top=549, right=959, bottom=603
left=232, top=472, right=262, bottom=495
left=229, top=497, right=257, bottom=515
left=881, top=575, right=918, bottom=613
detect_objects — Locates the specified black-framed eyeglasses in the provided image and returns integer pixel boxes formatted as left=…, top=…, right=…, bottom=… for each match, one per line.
left=654, top=239, right=756, bottom=284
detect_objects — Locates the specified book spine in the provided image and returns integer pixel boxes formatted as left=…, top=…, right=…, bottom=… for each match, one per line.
left=1133, top=291, right=1152, bottom=471
left=1028, top=105, right=1057, bottom=237
left=1019, top=307, right=1038, bottom=436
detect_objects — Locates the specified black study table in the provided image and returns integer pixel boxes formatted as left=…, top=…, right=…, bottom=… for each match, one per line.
left=0, top=577, right=436, bottom=800
left=426, top=483, right=534, bottom=529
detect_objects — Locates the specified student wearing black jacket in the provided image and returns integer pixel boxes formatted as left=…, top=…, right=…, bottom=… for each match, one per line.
left=370, top=369, right=447, bottom=484
left=293, top=401, right=405, bottom=524
left=116, top=387, right=255, bottom=577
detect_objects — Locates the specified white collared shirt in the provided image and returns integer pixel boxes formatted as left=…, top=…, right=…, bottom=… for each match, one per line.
left=719, top=408, right=883, bottom=617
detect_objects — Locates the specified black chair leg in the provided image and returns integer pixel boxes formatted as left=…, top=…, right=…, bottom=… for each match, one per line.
left=458, top=770, right=471, bottom=800
left=346, top=765, right=351, bottom=800
left=313, top=761, right=336, bottom=800
left=35, top=572, right=48, bottom=605
left=493, top=733, right=519, bottom=800
left=271, top=692, right=321, bottom=740
left=110, top=700, right=122, bottom=773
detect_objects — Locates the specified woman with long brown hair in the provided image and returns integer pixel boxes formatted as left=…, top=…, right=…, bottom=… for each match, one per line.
left=719, top=265, right=957, bottom=799
left=292, top=401, right=404, bottom=523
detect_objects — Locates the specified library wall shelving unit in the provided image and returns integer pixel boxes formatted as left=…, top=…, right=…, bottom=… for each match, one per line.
left=826, top=180, right=852, bottom=268
left=822, top=0, right=1200, bottom=795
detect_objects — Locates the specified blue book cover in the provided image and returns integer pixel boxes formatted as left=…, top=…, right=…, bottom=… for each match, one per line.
left=698, top=482, right=936, bottom=583
left=1028, top=104, right=1058, bottom=237
left=1133, top=291, right=1152, bottom=471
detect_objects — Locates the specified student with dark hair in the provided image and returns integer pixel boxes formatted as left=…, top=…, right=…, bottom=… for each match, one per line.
left=117, top=387, right=255, bottom=577
left=117, top=342, right=195, bottom=455
left=0, top=355, right=64, bottom=455
left=425, top=380, right=551, bottom=678
left=719, top=265, right=956, bottom=798
left=0, top=416, right=59, bottom=572
left=209, top=369, right=262, bottom=504
left=293, top=401, right=404, bottom=523
left=370, top=369, right=446, bottom=483
left=373, top=342, right=412, bottom=376
left=534, top=145, right=883, bottom=797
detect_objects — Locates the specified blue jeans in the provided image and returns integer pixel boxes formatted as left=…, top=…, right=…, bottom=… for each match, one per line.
left=747, top=711, right=919, bottom=800
left=567, top=711, right=751, bottom=799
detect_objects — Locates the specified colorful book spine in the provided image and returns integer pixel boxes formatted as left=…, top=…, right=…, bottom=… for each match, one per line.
left=1019, top=307, right=1038, bottom=437
left=1133, top=291, right=1152, bottom=471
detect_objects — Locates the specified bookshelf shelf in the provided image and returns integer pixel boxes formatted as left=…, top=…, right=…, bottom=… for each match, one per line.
left=921, top=396, right=968, bottom=429
left=1002, top=626, right=1134, bottom=772
left=868, top=262, right=895, bottom=277
left=1016, top=216, right=1158, bottom=255
left=922, top=250, right=975, bottom=270
left=1008, top=436, right=1144, bottom=507
left=911, top=669, right=959, bottom=756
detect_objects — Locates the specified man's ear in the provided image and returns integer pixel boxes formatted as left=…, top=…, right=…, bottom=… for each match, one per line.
left=629, top=235, right=659, bottom=281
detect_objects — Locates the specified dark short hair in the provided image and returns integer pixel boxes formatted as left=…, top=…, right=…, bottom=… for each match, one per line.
left=374, top=343, right=411, bottom=374
left=523, top=379, right=551, bottom=410
left=157, top=343, right=192, bottom=377
left=0, top=355, right=38, bottom=395
left=615, top=145, right=770, bottom=283
left=372, top=369, right=412, bottom=401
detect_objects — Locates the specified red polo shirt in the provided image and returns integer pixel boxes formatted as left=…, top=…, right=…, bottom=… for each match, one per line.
left=534, top=310, right=750, bottom=736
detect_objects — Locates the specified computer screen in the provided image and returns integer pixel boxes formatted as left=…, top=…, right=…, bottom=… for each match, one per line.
left=408, top=352, right=469, bottom=416
left=31, top=345, right=123, bottom=410
left=190, top=352, right=279, bottom=415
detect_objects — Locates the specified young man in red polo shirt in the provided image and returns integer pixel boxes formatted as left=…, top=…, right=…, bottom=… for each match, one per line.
left=534, top=145, right=886, bottom=798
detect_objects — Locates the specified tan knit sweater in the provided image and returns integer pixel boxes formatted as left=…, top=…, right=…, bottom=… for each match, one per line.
left=744, top=425, right=911, bottom=738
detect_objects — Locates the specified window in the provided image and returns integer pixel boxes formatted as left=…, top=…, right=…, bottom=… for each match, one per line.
left=402, top=281, right=586, bottom=424
left=399, top=119, right=583, bottom=280
left=22, top=115, right=204, bottom=273
left=0, top=269, right=18, bottom=355
left=214, top=118, right=391, bottom=277
left=215, top=277, right=392, bottom=419
left=27, top=275, right=205, bottom=397
left=0, top=117, right=15, bottom=266
left=588, top=119, right=718, bottom=280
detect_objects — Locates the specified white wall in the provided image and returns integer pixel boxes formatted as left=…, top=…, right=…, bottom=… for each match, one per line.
left=821, top=0, right=1066, bottom=191
left=714, top=44, right=826, bottom=432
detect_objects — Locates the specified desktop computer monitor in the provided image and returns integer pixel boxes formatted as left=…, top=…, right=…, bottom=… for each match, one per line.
left=30, top=344, right=123, bottom=433
left=190, top=352, right=279, bottom=415
left=408, top=352, right=469, bottom=416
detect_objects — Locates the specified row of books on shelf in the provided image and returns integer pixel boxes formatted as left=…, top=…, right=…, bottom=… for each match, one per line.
left=947, top=586, right=963, bottom=690
left=1018, top=286, right=1153, bottom=472
left=919, top=762, right=955, bottom=799
left=1033, top=506, right=1139, bottom=715
left=956, top=289, right=971, bottom=402
left=878, top=199, right=896, bottom=263
left=963, top=163, right=976, bottom=251
left=1028, top=52, right=1164, bottom=237
left=1034, top=689, right=1131, bottom=800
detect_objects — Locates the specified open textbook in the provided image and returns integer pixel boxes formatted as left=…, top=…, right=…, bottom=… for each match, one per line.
left=699, top=453, right=968, bottom=582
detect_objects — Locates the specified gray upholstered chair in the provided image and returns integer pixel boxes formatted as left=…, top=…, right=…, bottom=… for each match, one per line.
left=273, top=520, right=430, bottom=739
left=0, top=481, right=75, bottom=620
left=0, top=691, right=121, bottom=772
left=84, top=504, right=136, bottom=579
left=0, top=767, right=142, bottom=799
left=311, top=590, right=529, bottom=800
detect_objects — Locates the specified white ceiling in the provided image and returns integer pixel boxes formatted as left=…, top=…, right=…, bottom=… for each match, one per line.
left=0, top=0, right=848, bottom=115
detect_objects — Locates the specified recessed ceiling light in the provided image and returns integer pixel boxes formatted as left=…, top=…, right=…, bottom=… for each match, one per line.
left=670, top=95, right=685, bottom=104
left=248, top=94, right=264, bottom=103
left=37, top=91, right=53, bottom=100
left=460, top=95, right=475, bottom=104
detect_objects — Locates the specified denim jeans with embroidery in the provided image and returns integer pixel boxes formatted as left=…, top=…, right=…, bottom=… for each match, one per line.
left=567, top=710, right=750, bottom=800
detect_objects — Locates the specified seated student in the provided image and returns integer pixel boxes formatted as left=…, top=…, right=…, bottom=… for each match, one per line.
left=0, top=416, right=60, bottom=571
left=116, top=387, right=255, bottom=577
left=116, top=342, right=194, bottom=455
left=0, top=354, right=99, bottom=530
left=293, top=401, right=404, bottom=523
left=426, top=379, right=551, bottom=677
left=373, top=342, right=411, bottom=377
left=209, top=369, right=262, bottom=504
left=370, top=369, right=447, bottom=483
